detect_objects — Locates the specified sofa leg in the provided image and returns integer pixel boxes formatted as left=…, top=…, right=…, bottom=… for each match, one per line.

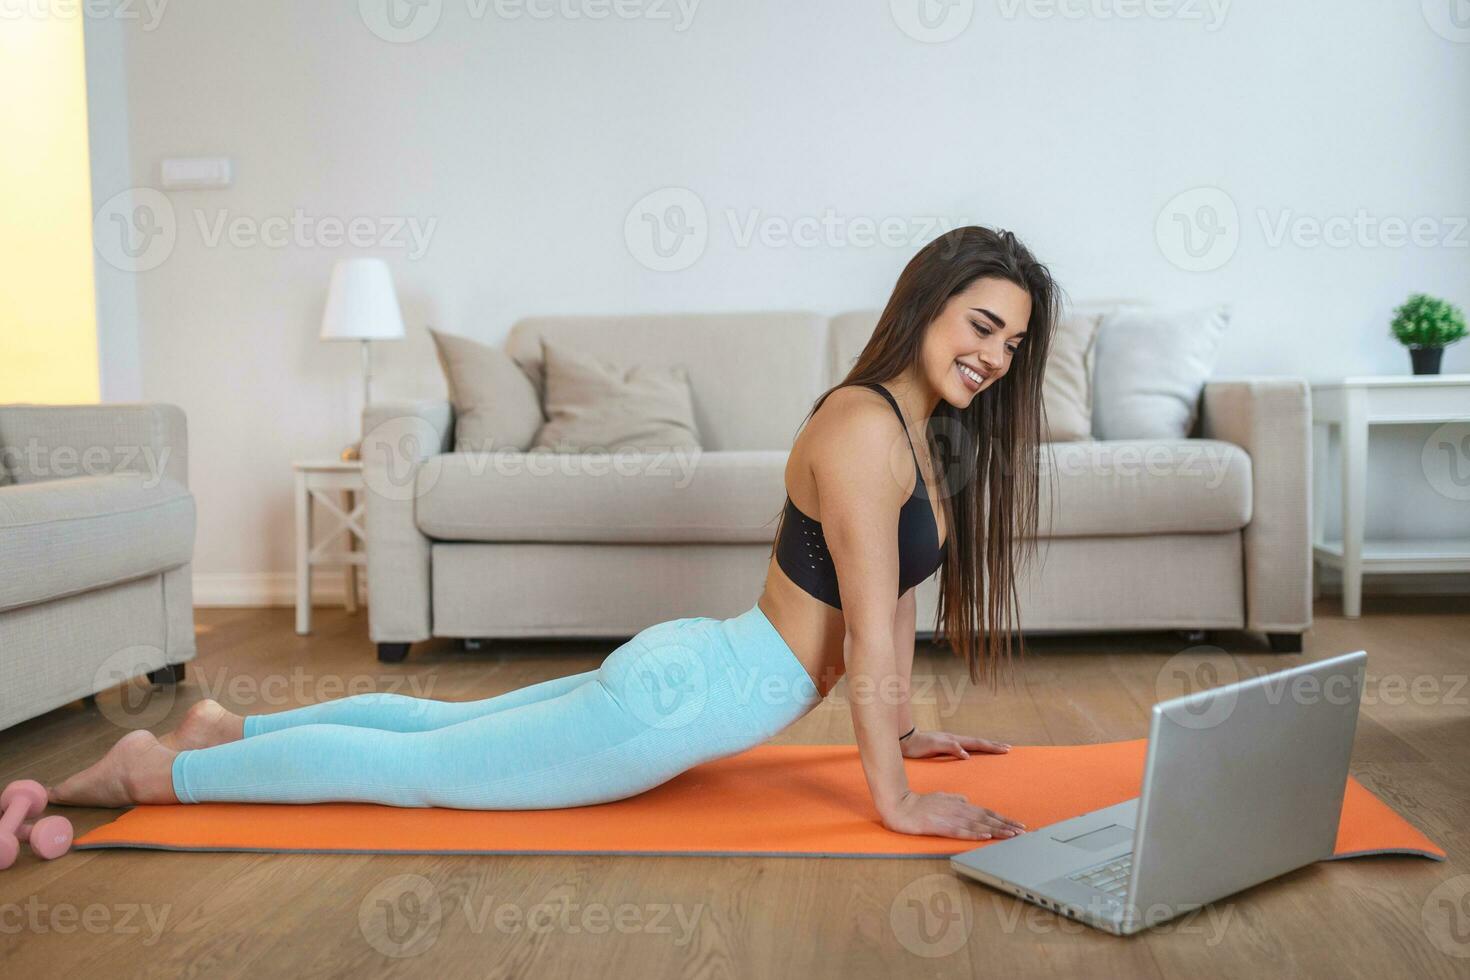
left=1175, top=629, right=1210, bottom=645
left=378, top=642, right=411, bottom=664
left=147, top=663, right=186, bottom=685
left=1267, top=632, right=1303, bottom=654
left=460, top=638, right=483, bottom=652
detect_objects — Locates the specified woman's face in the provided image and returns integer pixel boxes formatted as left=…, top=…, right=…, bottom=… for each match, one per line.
left=923, top=277, right=1034, bottom=408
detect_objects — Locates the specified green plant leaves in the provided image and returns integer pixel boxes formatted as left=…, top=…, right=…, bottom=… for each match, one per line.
left=1391, top=293, right=1468, bottom=348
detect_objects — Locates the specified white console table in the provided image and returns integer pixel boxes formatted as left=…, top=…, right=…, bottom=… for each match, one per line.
left=1310, top=374, right=1470, bottom=618
left=293, top=458, right=366, bottom=635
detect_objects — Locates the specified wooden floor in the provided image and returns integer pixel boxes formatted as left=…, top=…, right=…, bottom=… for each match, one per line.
left=2, top=596, right=1467, bottom=978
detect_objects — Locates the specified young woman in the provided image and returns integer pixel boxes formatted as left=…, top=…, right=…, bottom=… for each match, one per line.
left=51, top=225, right=1060, bottom=842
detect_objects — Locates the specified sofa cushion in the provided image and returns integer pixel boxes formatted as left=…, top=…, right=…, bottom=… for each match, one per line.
left=1039, top=439, right=1251, bottom=537
left=1092, top=304, right=1230, bottom=440
left=0, top=474, right=196, bottom=612
left=415, top=439, right=1250, bottom=544
left=1041, top=311, right=1103, bottom=442
left=429, top=327, right=545, bottom=453
left=415, top=450, right=788, bottom=543
left=506, top=312, right=828, bottom=452
left=531, top=338, right=702, bottom=453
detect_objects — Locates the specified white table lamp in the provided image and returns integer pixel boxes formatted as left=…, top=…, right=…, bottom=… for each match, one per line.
left=320, top=258, right=406, bottom=409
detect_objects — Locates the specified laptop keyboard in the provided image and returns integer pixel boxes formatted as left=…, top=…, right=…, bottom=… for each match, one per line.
left=1068, top=854, right=1133, bottom=898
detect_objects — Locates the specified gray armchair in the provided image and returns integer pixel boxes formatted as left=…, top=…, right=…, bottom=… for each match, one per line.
left=0, top=404, right=197, bottom=730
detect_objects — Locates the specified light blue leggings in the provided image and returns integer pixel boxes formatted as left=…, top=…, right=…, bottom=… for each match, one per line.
left=171, top=602, right=823, bottom=809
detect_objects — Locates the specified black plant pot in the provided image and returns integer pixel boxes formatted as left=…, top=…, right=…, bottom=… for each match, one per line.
left=1408, top=346, right=1444, bottom=375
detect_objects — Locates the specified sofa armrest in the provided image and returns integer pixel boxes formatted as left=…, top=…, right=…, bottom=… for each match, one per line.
left=361, top=399, right=454, bottom=644
left=0, top=403, right=188, bottom=488
left=1200, top=378, right=1312, bottom=633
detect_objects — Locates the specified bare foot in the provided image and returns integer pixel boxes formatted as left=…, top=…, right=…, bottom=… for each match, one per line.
left=49, top=730, right=180, bottom=807
left=158, top=699, right=245, bottom=751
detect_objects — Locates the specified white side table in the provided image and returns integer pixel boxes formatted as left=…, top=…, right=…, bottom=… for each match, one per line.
left=294, top=458, right=366, bottom=635
left=1310, top=374, right=1470, bottom=618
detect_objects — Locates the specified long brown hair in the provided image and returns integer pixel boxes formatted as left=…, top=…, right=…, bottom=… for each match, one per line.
left=769, top=225, right=1064, bottom=684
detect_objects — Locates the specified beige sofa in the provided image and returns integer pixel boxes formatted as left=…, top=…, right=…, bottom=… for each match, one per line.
left=0, top=404, right=196, bottom=730
left=362, top=310, right=1311, bottom=662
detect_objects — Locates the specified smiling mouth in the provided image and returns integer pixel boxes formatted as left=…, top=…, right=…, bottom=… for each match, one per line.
left=956, top=360, right=986, bottom=391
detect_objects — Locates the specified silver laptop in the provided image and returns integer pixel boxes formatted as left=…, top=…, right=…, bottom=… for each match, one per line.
left=950, top=649, right=1366, bottom=935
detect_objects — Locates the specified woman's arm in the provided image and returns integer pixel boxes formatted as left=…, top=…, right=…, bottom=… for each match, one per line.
left=893, top=587, right=1014, bottom=762
left=892, top=587, right=917, bottom=737
left=811, top=390, right=1023, bottom=841
left=809, top=392, right=910, bottom=818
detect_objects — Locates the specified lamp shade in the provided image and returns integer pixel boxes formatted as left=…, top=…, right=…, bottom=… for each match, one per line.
left=320, top=258, right=406, bottom=341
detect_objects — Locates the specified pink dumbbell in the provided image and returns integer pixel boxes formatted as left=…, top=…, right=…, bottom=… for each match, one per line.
left=1, top=780, right=72, bottom=868
left=18, top=817, right=75, bottom=861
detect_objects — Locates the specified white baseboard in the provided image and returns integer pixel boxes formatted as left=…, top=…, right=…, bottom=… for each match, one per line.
left=193, top=571, right=365, bottom=608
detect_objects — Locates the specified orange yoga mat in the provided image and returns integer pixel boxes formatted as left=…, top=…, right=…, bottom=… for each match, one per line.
left=75, top=739, right=1443, bottom=860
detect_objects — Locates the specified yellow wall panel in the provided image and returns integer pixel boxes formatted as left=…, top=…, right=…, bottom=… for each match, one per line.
left=0, top=14, right=100, bottom=404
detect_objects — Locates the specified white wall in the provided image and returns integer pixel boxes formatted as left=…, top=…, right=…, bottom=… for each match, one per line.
left=93, top=0, right=1469, bottom=601
left=85, top=13, right=143, bottom=402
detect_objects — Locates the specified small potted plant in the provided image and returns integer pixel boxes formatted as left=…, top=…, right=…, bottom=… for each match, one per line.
left=1390, top=293, right=1466, bottom=375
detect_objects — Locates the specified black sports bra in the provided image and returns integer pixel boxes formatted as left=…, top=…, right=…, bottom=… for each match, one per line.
left=774, top=382, right=948, bottom=610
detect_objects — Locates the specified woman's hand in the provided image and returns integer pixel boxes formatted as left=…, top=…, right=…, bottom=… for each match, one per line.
left=881, top=790, right=1027, bottom=841
left=900, top=730, right=1011, bottom=760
